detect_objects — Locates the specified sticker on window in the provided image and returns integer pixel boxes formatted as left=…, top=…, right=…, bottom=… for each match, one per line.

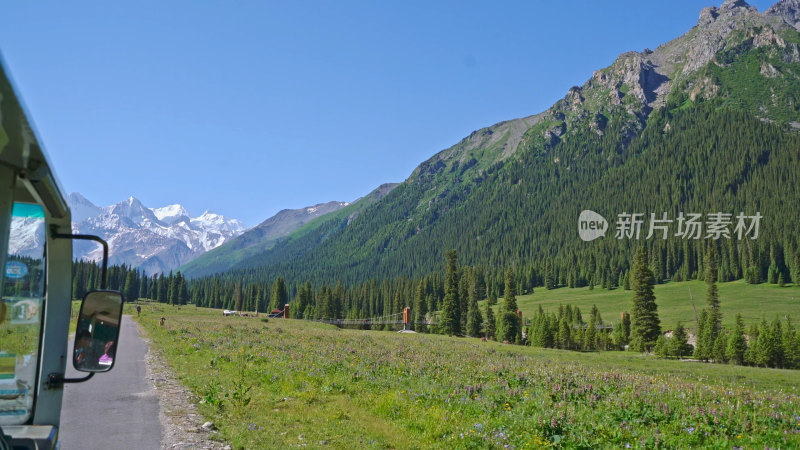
left=4, top=261, right=28, bottom=280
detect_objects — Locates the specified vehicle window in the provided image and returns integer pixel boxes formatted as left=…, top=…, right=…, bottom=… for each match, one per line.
left=0, top=202, right=45, bottom=425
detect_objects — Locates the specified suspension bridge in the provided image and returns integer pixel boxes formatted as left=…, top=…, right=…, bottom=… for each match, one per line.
left=260, top=304, right=609, bottom=332
left=314, top=308, right=438, bottom=329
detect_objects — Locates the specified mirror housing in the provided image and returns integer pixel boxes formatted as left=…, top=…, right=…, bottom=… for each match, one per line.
left=73, top=290, right=124, bottom=373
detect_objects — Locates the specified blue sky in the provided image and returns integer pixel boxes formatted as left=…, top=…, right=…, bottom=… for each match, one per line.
left=0, top=1, right=774, bottom=225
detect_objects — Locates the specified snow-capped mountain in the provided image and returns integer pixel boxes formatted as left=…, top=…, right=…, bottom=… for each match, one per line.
left=152, top=204, right=191, bottom=224
left=8, top=216, right=45, bottom=259
left=66, top=193, right=247, bottom=274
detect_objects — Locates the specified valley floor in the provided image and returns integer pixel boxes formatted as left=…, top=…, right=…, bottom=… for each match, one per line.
left=135, top=303, right=800, bottom=449
left=509, top=279, right=800, bottom=330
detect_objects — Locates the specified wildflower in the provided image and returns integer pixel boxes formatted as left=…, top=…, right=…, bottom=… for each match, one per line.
left=686, top=427, right=694, bottom=434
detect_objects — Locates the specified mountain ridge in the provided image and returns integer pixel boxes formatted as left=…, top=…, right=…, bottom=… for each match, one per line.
left=192, top=0, right=800, bottom=288
left=67, top=194, right=247, bottom=274
left=181, top=182, right=400, bottom=278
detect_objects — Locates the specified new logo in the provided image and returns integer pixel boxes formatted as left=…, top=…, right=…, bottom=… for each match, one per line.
left=578, top=210, right=608, bottom=242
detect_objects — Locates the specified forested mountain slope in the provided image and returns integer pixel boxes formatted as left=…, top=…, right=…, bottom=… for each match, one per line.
left=183, top=183, right=398, bottom=278
left=204, top=0, right=800, bottom=292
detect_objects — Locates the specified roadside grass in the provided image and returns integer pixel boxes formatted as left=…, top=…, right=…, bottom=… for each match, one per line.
left=505, top=279, right=800, bottom=330
left=69, top=300, right=80, bottom=334
left=135, top=304, right=800, bottom=449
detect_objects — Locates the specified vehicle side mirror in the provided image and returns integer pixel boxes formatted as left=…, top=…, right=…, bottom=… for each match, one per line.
left=73, top=290, right=124, bottom=373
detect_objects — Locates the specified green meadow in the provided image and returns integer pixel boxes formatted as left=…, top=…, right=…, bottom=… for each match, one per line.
left=506, top=280, right=800, bottom=331
left=135, top=299, right=800, bottom=449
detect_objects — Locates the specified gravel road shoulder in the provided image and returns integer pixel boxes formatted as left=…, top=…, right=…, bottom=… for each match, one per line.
left=137, top=322, right=230, bottom=450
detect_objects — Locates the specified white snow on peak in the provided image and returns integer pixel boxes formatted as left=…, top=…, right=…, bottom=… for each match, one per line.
left=106, top=196, right=158, bottom=227
left=68, top=194, right=103, bottom=223
left=57, top=193, right=249, bottom=274
left=8, top=216, right=45, bottom=258
left=152, top=204, right=191, bottom=221
left=191, top=210, right=247, bottom=234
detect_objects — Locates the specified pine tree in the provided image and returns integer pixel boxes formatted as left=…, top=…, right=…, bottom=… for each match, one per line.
left=768, top=243, right=780, bottom=284
left=694, top=309, right=709, bottom=360
left=783, top=317, right=799, bottom=369
left=138, top=274, right=147, bottom=300
left=176, top=272, right=188, bottom=305
left=123, top=270, right=138, bottom=301
left=465, top=277, right=483, bottom=337
left=557, top=317, right=571, bottom=349
left=726, top=313, right=747, bottom=365
left=744, top=323, right=760, bottom=365
left=544, top=262, right=555, bottom=290
left=414, top=281, right=428, bottom=333
left=668, top=322, right=691, bottom=358
left=654, top=335, right=667, bottom=358
left=473, top=267, right=486, bottom=301
left=212, top=277, right=220, bottom=309
left=167, top=271, right=176, bottom=305
left=72, top=263, right=85, bottom=300
left=440, top=250, right=461, bottom=336
left=705, top=247, right=722, bottom=332
left=270, top=277, right=288, bottom=311
left=630, top=247, right=661, bottom=352
left=458, top=272, right=470, bottom=331
left=233, top=282, right=243, bottom=311
left=485, top=303, right=496, bottom=340
left=612, top=322, right=626, bottom=349
left=771, top=318, right=785, bottom=368
left=584, top=315, right=597, bottom=351
left=503, top=267, right=518, bottom=312
left=703, top=247, right=725, bottom=362
left=537, top=313, right=555, bottom=348
left=318, top=285, right=333, bottom=319
left=712, top=330, right=727, bottom=363
left=794, top=252, right=800, bottom=287
left=296, top=281, right=311, bottom=318
left=754, top=317, right=774, bottom=367
left=621, top=312, right=631, bottom=344
left=500, top=267, right=521, bottom=343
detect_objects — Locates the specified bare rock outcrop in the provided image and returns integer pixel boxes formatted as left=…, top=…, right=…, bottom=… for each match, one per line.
left=766, top=0, right=800, bottom=30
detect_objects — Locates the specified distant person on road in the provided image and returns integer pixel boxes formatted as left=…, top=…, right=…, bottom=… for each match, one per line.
left=136, top=305, right=141, bottom=317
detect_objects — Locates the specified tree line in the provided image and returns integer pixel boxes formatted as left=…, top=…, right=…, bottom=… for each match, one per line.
left=72, top=244, right=800, bottom=370
left=72, top=260, right=189, bottom=305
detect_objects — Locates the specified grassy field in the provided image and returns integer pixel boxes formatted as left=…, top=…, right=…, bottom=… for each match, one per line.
left=505, top=280, right=800, bottom=330
left=136, top=304, right=800, bottom=449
